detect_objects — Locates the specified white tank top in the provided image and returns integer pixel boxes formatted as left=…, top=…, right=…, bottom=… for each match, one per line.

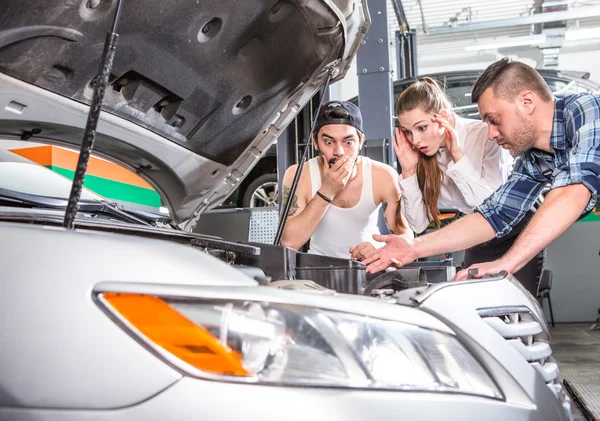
left=307, top=156, right=384, bottom=259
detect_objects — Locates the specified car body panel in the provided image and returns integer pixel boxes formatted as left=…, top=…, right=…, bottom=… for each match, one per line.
left=0, top=222, right=255, bottom=409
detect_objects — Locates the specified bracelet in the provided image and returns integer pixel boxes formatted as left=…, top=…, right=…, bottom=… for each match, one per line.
left=316, top=190, right=333, bottom=203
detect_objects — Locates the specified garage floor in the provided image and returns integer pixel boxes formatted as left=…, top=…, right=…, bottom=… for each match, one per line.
left=551, top=324, right=600, bottom=420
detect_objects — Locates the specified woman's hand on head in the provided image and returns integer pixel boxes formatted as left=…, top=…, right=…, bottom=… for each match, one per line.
left=392, top=126, right=419, bottom=177
left=432, top=113, right=463, bottom=163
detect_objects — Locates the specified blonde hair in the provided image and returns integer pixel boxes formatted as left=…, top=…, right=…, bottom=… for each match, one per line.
left=395, top=77, right=454, bottom=228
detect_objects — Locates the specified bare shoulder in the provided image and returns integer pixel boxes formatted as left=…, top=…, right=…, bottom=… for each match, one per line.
left=283, top=163, right=298, bottom=182
left=283, top=162, right=311, bottom=184
left=369, top=159, right=399, bottom=183
left=282, top=161, right=312, bottom=202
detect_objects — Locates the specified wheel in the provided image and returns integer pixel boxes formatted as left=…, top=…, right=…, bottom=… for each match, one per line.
left=242, top=173, right=278, bottom=208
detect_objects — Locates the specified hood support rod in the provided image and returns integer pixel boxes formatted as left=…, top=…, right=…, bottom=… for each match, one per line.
left=274, top=70, right=334, bottom=245
left=63, top=0, right=124, bottom=229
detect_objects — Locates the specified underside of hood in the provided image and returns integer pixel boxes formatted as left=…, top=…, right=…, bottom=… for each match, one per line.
left=0, top=0, right=369, bottom=228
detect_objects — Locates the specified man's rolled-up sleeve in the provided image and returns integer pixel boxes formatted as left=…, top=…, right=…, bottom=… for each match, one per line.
left=476, top=162, right=546, bottom=238
left=552, top=120, right=600, bottom=211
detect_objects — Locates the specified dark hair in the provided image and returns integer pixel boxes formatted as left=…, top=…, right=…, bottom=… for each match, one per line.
left=395, top=77, right=451, bottom=228
left=323, top=108, right=351, bottom=120
left=471, top=58, right=553, bottom=103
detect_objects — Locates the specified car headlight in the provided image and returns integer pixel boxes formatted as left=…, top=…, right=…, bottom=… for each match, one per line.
left=98, top=293, right=502, bottom=399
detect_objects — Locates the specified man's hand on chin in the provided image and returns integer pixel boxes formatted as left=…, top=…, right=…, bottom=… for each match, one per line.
left=451, top=259, right=516, bottom=281
left=361, top=234, right=418, bottom=274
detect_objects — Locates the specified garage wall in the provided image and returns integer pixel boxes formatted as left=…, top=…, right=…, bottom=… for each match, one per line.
left=330, top=58, right=359, bottom=101
left=418, top=40, right=600, bottom=85
left=332, top=41, right=600, bottom=102
left=545, top=221, right=600, bottom=323
left=332, top=1, right=600, bottom=101
left=554, top=40, right=600, bottom=83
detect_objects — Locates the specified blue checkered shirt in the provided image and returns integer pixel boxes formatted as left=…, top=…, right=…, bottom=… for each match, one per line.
left=477, top=91, right=600, bottom=237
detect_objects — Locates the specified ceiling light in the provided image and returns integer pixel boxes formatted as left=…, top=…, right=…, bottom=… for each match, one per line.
left=464, top=34, right=547, bottom=51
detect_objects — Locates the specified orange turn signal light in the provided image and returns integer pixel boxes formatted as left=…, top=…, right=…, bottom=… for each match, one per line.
left=103, top=293, right=249, bottom=376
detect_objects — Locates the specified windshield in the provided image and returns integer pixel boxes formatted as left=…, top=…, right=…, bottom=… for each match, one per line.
left=0, top=139, right=170, bottom=223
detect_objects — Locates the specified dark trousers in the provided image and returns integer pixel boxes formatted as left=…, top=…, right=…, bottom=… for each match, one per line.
left=463, top=211, right=544, bottom=296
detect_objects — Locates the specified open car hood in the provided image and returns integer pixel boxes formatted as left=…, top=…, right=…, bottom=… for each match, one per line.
left=0, top=0, right=369, bottom=229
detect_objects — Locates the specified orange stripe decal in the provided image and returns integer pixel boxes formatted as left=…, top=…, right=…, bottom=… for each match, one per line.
left=9, top=145, right=54, bottom=166
left=9, top=145, right=153, bottom=189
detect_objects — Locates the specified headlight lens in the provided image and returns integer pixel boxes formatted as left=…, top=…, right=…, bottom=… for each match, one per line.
left=100, top=293, right=501, bottom=399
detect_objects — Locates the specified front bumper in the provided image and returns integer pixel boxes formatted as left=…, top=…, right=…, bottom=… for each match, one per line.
left=0, top=376, right=564, bottom=421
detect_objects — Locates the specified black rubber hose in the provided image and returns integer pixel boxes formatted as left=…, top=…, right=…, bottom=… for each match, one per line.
left=363, top=267, right=427, bottom=296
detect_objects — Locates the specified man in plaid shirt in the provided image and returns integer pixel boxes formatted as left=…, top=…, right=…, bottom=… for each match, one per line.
left=362, top=58, right=599, bottom=289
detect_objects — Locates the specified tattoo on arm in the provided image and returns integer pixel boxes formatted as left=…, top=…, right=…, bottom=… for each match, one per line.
left=381, top=201, right=392, bottom=231
left=282, top=186, right=300, bottom=218
left=282, top=185, right=290, bottom=205
left=288, top=197, right=299, bottom=217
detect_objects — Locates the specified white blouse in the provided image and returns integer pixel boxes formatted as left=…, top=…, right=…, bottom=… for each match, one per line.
left=399, top=115, right=513, bottom=233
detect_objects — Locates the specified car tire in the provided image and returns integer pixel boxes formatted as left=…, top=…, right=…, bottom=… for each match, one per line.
left=241, top=173, right=278, bottom=208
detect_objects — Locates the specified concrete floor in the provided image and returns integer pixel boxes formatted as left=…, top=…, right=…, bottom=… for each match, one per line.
left=551, top=324, right=600, bottom=420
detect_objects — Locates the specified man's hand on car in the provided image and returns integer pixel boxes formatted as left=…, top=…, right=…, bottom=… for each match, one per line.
left=319, top=156, right=354, bottom=198
left=361, top=234, right=418, bottom=273
left=451, top=259, right=515, bottom=282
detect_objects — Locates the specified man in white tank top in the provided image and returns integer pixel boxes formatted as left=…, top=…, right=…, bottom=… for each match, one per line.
left=280, top=101, right=413, bottom=259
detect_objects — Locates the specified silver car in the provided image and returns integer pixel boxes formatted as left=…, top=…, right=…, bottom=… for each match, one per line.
left=0, top=0, right=572, bottom=420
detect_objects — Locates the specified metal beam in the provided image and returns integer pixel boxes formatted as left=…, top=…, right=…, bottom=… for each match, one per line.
left=357, top=0, right=396, bottom=236
left=356, top=0, right=395, bottom=169
left=426, top=6, right=600, bottom=35
left=396, top=30, right=418, bottom=79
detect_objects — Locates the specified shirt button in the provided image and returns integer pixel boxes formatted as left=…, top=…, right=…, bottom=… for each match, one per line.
left=572, top=149, right=577, bottom=155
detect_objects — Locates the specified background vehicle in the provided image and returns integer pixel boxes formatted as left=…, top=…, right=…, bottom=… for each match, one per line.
left=387, top=69, right=600, bottom=119
left=224, top=143, right=278, bottom=208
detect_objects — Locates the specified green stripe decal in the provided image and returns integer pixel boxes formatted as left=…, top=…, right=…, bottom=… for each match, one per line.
left=579, top=209, right=600, bottom=223
left=49, top=166, right=161, bottom=208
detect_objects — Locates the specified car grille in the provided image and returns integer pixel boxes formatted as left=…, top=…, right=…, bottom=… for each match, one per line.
left=479, top=308, right=573, bottom=420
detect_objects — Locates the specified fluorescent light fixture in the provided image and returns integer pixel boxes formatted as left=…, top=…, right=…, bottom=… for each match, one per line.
left=565, top=27, right=600, bottom=41
left=464, top=34, right=547, bottom=51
